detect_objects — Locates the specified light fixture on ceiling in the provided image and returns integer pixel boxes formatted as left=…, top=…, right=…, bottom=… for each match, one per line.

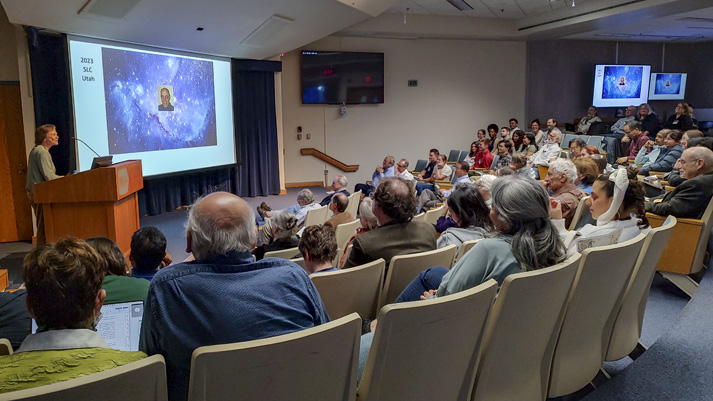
left=447, top=0, right=473, bottom=11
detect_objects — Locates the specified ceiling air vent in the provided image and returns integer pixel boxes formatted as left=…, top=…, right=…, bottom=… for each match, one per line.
left=78, top=0, right=141, bottom=19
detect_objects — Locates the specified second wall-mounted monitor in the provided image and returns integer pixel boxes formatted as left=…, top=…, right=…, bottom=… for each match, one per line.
left=648, top=73, right=687, bottom=100
left=301, top=51, right=384, bottom=105
left=592, top=64, right=651, bottom=108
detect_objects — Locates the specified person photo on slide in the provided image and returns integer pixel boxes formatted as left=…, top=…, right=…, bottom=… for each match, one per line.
left=158, top=87, right=174, bottom=111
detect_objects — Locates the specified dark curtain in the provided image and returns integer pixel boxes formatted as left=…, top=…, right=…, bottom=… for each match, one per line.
left=26, top=28, right=73, bottom=175
left=232, top=59, right=282, bottom=197
left=26, top=29, right=281, bottom=216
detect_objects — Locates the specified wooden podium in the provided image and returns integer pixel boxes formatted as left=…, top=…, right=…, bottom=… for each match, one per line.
left=34, top=160, right=143, bottom=254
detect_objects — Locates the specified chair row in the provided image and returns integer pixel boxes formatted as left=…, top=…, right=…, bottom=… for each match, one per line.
left=0, top=217, right=675, bottom=401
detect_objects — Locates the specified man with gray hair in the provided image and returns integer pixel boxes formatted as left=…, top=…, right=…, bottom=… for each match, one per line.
left=647, top=146, right=713, bottom=219
left=140, top=192, right=328, bottom=401
left=543, top=158, right=585, bottom=227
left=355, top=155, right=396, bottom=196
left=258, top=188, right=322, bottom=245
left=320, top=175, right=350, bottom=206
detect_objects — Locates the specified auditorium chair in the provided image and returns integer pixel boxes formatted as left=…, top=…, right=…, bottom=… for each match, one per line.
left=310, top=258, right=385, bottom=320
left=448, top=149, right=461, bottom=163
left=459, top=150, right=469, bottom=162
left=423, top=205, right=445, bottom=225
left=568, top=196, right=591, bottom=231
left=187, top=314, right=361, bottom=401
left=410, top=159, right=427, bottom=175
left=346, top=190, right=361, bottom=217
left=647, top=197, right=713, bottom=297
left=411, top=212, right=426, bottom=222
left=0, top=338, right=12, bottom=355
left=472, top=254, right=581, bottom=401
left=455, top=239, right=481, bottom=262
left=548, top=234, right=646, bottom=398
left=1, top=355, right=168, bottom=401
left=357, top=280, right=497, bottom=401
left=334, top=219, right=360, bottom=252
left=605, top=217, right=676, bottom=362
left=380, top=244, right=457, bottom=309
left=263, top=246, right=300, bottom=260
left=340, top=244, right=354, bottom=268
left=303, top=204, right=329, bottom=227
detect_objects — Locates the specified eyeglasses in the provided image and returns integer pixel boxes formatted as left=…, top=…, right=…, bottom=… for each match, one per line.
left=679, top=158, right=698, bottom=165
left=397, top=164, right=407, bottom=168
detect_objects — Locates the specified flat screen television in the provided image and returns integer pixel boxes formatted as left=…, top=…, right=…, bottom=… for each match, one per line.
left=301, top=50, right=384, bottom=105
left=592, top=64, right=651, bottom=108
left=648, top=73, right=687, bottom=100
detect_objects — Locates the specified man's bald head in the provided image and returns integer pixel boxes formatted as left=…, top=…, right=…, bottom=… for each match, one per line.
left=372, top=177, right=417, bottom=223
left=331, top=192, right=349, bottom=213
left=680, top=147, right=713, bottom=179
left=186, top=192, right=256, bottom=262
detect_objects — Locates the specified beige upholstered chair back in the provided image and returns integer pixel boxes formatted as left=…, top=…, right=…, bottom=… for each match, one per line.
left=357, top=280, right=497, bottom=401
left=605, top=217, right=676, bottom=361
left=424, top=205, right=445, bottom=225
left=455, top=239, right=481, bottom=262
left=472, top=254, right=581, bottom=401
left=303, top=204, right=329, bottom=227
left=2, top=355, right=167, bottom=401
left=548, top=234, right=646, bottom=398
left=335, top=219, right=360, bottom=251
left=380, top=244, right=457, bottom=309
left=345, top=190, right=362, bottom=218
left=310, top=258, right=385, bottom=320
left=411, top=212, right=425, bottom=222
left=568, top=196, right=590, bottom=231
left=263, top=246, right=300, bottom=260
left=188, top=314, right=361, bottom=401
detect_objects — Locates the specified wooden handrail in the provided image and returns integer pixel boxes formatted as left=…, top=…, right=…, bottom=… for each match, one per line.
left=300, top=148, right=359, bottom=172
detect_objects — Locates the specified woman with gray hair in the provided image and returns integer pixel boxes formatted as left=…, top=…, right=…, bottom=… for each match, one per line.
left=339, top=198, right=379, bottom=267
left=394, top=176, right=566, bottom=302
left=477, top=174, right=497, bottom=208
left=253, top=210, right=300, bottom=260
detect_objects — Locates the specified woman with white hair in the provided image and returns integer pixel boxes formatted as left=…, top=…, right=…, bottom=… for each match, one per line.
left=339, top=198, right=379, bottom=267
left=477, top=174, right=497, bottom=208
left=551, top=167, right=650, bottom=256
left=253, top=210, right=300, bottom=260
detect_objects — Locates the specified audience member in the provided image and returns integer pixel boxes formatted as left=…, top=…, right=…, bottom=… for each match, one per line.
left=436, top=185, right=493, bottom=253
left=417, top=161, right=470, bottom=212
left=568, top=138, right=587, bottom=159
left=415, top=148, right=440, bottom=195
left=464, top=141, right=478, bottom=167
left=511, top=153, right=535, bottom=179
left=646, top=147, right=713, bottom=219
left=342, top=178, right=436, bottom=269
left=664, top=103, right=694, bottom=131
left=531, top=119, right=546, bottom=146
left=0, top=288, right=29, bottom=352
left=487, top=124, right=499, bottom=151
left=509, top=118, right=523, bottom=136
left=260, top=189, right=320, bottom=245
left=354, top=155, right=395, bottom=196
left=477, top=129, right=486, bottom=140
left=682, top=130, right=704, bottom=149
left=665, top=134, right=710, bottom=188
left=580, top=145, right=601, bottom=158
left=611, top=105, right=637, bottom=135
left=471, top=138, right=494, bottom=170
left=637, top=103, right=661, bottom=139
left=88, top=236, right=150, bottom=304
left=511, top=130, right=523, bottom=151
left=324, top=192, right=354, bottom=228
left=573, top=157, right=599, bottom=195
left=635, top=129, right=669, bottom=168
left=530, top=126, right=562, bottom=170
left=616, top=121, right=650, bottom=165
left=544, top=158, right=586, bottom=227
left=139, top=192, right=328, bottom=401
left=0, top=238, right=146, bottom=394
left=497, top=167, right=515, bottom=176
left=493, top=126, right=511, bottom=150
left=576, top=106, right=602, bottom=134
left=320, top=175, right=350, bottom=206
left=590, top=154, right=609, bottom=175
left=638, top=130, right=683, bottom=176
left=396, top=158, right=414, bottom=181
left=477, top=174, right=497, bottom=209
left=552, top=167, right=650, bottom=256
left=436, top=154, right=453, bottom=179
left=518, top=132, right=538, bottom=156
left=129, top=227, right=170, bottom=281
left=253, top=210, right=300, bottom=260
left=299, top=225, right=339, bottom=274
left=491, top=140, right=513, bottom=171
left=339, top=197, right=379, bottom=267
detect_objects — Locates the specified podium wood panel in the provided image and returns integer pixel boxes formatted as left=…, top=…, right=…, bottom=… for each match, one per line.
left=35, top=160, right=143, bottom=254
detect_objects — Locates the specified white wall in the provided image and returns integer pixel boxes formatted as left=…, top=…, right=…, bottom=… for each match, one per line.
left=280, top=35, right=527, bottom=188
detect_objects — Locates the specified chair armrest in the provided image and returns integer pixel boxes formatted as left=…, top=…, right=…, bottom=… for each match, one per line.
left=439, top=184, right=454, bottom=191
left=649, top=172, right=666, bottom=178
left=647, top=212, right=703, bottom=227
left=435, top=180, right=451, bottom=184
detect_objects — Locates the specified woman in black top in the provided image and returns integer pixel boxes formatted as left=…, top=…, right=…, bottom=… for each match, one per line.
left=664, top=102, right=694, bottom=132
left=638, top=103, right=661, bottom=139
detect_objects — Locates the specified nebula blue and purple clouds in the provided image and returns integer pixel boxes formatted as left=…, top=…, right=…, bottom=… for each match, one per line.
left=102, top=48, right=217, bottom=155
left=654, top=74, right=682, bottom=95
left=601, top=66, right=644, bottom=99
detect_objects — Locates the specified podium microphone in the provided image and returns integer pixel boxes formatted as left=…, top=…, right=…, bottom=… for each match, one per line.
left=71, top=136, right=101, bottom=157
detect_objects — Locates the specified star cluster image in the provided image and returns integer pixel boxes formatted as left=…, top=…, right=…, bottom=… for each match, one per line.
left=102, top=48, right=217, bottom=155
left=601, top=66, right=643, bottom=100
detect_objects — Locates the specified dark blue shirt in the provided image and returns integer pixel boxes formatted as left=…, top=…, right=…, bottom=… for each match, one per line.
left=423, top=161, right=437, bottom=179
left=139, top=251, right=329, bottom=401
